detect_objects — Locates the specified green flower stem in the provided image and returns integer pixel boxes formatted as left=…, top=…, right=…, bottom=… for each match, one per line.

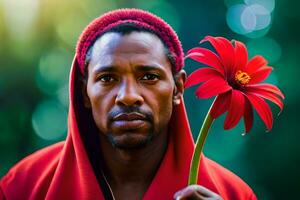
left=188, top=99, right=216, bottom=185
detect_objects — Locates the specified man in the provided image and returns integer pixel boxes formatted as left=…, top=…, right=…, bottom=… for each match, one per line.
left=0, top=9, right=257, bottom=200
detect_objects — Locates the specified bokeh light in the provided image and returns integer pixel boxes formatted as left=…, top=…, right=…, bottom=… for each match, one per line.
left=55, top=13, right=90, bottom=48
left=244, top=25, right=271, bottom=38
left=246, top=37, right=282, bottom=63
left=36, top=48, right=72, bottom=95
left=240, top=5, right=257, bottom=32
left=56, top=83, right=69, bottom=107
left=245, top=4, right=271, bottom=30
left=226, top=0, right=274, bottom=38
left=244, top=0, right=275, bottom=13
left=2, top=0, right=39, bottom=41
left=31, top=99, right=67, bottom=140
left=226, top=4, right=251, bottom=34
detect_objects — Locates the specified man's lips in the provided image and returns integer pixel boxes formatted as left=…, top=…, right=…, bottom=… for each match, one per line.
left=111, top=112, right=149, bottom=130
left=113, top=112, right=147, bottom=121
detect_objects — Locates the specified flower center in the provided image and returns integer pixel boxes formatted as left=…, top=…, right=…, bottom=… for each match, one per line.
left=235, top=70, right=251, bottom=85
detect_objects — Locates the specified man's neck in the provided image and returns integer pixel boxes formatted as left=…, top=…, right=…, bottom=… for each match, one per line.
left=99, top=132, right=168, bottom=200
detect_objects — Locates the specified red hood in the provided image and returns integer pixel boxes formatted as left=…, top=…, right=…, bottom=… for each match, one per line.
left=62, top=55, right=197, bottom=199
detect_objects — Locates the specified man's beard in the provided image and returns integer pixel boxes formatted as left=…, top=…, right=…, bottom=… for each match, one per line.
left=106, top=106, right=155, bottom=150
left=106, top=128, right=154, bottom=150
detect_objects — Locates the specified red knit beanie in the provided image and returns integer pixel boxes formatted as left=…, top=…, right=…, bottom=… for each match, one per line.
left=76, top=8, right=184, bottom=74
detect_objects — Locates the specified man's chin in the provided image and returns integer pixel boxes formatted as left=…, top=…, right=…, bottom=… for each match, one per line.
left=107, top=133, right=153, bottom=150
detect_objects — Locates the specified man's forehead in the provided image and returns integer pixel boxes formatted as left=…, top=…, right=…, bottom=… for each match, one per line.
left=93, top=32, right=164, bottom=54
left=89, top=32, right=167, bottom=66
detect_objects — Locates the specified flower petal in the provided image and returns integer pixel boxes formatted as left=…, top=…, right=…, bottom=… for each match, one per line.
left=243, top=97, right=253, bottom=134
left=195, top=77, right=232, bottom=99
left=224, top=90, right=245, bottom=130
left=200, top=36, right=235, bottom=70
left=210, top=91, right=231, bottom=119
left=246, top=90, right=284, bottom=112
left=186, top=47, right=224, bottom=74
left=234, top=41, right=248, bottom=72
left=249, top=66, right=273, bottom=84
left=246, top=93, right=273, bottom=131
left=185, top=68, right=223, bottom=88
left=245, top=55, right=268, bottom=74
left=247, top=83, right=285, bottom=99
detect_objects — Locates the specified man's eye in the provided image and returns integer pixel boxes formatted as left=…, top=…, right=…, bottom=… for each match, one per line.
left=98, top=75, right=116, bottom=82
left=140, top=74, right=159, bottom=81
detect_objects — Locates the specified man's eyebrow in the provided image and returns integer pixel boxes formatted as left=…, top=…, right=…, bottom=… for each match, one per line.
left=92, top=65, right=118, bottom=74
left=135, top=64, right=165, bottom=72
left=93, top=64, right=166, bottom=73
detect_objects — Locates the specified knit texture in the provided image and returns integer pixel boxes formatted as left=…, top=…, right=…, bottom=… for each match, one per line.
left=76, top=8, right=184, bottom=74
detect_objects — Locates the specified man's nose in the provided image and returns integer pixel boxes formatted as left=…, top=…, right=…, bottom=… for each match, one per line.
left=115, top=79, right=144, bottom=106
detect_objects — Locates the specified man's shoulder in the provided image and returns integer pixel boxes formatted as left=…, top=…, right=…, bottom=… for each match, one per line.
left=0, top=142, right=64, bottom=192
left=202, top=155, right=257, bottom=200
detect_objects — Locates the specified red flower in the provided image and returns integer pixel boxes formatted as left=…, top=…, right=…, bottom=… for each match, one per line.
left=185, top=36, right=284, bottom=133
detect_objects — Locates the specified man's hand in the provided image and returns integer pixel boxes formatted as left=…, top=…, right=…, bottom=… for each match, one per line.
left=174, top=185, right=223, bottom=200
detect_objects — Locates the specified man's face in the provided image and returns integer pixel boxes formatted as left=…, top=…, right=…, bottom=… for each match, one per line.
left=84, top=31, right=181, bottom=149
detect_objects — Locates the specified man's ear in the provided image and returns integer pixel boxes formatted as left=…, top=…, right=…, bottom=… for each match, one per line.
left=80, top=77, right=91, bottom=108
left=173, top=69, right=186, bottom=106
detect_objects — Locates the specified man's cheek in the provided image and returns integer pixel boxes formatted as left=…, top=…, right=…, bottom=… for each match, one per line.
left=90, top=102, right=107, bottom=131
left=157, top=96, right=173, bottom=124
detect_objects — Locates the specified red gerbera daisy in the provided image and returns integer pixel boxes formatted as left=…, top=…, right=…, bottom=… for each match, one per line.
left=185, top=36, right=285, bottom=133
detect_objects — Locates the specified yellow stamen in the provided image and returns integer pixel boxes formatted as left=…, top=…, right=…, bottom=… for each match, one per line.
left=235, top=70, right=251, bottom=85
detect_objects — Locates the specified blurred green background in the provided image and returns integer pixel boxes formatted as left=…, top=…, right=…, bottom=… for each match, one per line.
left=0, top=0, right=299, bottom=199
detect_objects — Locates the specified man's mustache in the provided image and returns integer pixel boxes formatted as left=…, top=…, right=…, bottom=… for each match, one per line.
left=108, top=106, right=153, bottom=123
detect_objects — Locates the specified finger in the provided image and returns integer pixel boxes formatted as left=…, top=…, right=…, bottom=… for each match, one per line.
left=175, top=192, right=206, bottom=200
left=174, top=185, right=203, bottom=199
left=174, top=185, right=222, bottom=200
left=174, top=185, right=207, bottom=197
left=192, top=185, right=220, bottom=198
